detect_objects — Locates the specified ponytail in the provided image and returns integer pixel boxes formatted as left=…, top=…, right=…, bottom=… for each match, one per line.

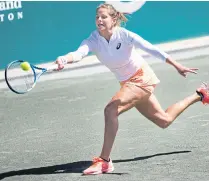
left=116, top=12, right=128, bottom=27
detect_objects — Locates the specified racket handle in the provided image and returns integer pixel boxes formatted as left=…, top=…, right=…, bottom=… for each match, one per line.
left=46, top=64, right=59, bottom=71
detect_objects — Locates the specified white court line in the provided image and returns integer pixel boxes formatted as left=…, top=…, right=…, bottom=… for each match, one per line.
left=188, top=113, right=209, bottom=119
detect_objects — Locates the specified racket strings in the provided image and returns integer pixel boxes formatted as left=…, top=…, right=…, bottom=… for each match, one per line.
left=6, top=62, right=35, bottom=93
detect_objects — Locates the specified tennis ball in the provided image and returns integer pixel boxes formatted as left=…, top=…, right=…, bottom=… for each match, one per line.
left=20, top=62, right=30, bottom=71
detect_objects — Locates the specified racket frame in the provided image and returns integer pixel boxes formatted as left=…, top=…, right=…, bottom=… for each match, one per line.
left=5, top=60, right=48, bottom=94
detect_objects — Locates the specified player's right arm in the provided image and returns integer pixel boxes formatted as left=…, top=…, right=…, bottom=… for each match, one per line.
left=55, top=34, right=96, bottom=70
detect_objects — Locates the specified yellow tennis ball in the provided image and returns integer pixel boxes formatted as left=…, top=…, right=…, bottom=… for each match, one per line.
left=20, top=62, right=30, bottom=71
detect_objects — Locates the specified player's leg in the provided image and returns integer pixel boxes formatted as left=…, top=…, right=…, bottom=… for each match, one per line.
left=83, top=83, right=151, bottom=175
left=135, top=93, right=200, bottom=128
left=135, top=83, right=209, bottom=128
left=100, top=83, right=151, bottom=160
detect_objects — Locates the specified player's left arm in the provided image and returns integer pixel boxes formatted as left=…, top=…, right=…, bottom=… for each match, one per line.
left=126, top=29, right=198, bottom=77
left=166, top=57, right=198, bottom=77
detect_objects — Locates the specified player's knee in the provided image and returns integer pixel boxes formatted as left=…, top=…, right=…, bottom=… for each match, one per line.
left=158, top=115, right=172, bottom=129
left=104, top=101, right=119, bottom=120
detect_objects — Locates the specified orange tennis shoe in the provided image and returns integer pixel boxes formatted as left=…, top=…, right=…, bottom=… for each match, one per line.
left=83, top=157, right=114, bottom=175
left=196, top=82, right=209, bottom=105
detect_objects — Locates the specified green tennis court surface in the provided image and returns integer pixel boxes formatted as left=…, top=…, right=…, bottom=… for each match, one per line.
left=0, top=56, right=209, bottom=181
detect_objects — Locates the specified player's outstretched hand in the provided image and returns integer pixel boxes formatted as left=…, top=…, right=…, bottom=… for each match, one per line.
left=177, top=65, right=199, bottom=78
left=55, top=57, right=65, bottom=71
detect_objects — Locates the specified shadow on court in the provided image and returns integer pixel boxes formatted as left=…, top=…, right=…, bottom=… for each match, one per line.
left=0, top=150, right=191, bottom=180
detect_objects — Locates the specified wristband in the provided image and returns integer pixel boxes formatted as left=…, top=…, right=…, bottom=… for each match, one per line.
left=58, top=56, right=68, bottom=65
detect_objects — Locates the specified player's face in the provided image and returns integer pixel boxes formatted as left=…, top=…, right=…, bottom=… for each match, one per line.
left=96, top=8, right=116, bottom=32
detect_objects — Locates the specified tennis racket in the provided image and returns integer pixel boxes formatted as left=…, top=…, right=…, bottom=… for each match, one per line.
left=5, top=60, right=59, bottom=94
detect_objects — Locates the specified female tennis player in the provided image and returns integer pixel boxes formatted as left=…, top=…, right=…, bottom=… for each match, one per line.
left=55, top=3, right=209, bottom=175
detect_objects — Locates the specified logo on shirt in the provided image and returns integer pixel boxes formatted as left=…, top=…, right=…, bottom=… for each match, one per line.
left=116, top=43, right=121, bottom=50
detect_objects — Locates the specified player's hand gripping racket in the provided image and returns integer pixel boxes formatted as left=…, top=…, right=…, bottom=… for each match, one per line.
left=5, top=60, right=59, bottom=94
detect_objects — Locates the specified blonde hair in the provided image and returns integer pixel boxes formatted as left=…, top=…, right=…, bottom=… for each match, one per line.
left=96, top=3, right=128, bottom=27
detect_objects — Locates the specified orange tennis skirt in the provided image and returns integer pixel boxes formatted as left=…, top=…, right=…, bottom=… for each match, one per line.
left=120, top=61, right=160, bottom=94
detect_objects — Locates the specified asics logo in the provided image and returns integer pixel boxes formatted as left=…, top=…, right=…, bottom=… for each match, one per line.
left=116, top=43, right=121, bottom=50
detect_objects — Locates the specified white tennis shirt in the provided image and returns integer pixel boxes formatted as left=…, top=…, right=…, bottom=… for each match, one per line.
left=70, top=27, right=169, bottom=81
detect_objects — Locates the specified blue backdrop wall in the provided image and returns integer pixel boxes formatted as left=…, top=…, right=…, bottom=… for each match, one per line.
left=0, top=1, right=209, bottom=69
